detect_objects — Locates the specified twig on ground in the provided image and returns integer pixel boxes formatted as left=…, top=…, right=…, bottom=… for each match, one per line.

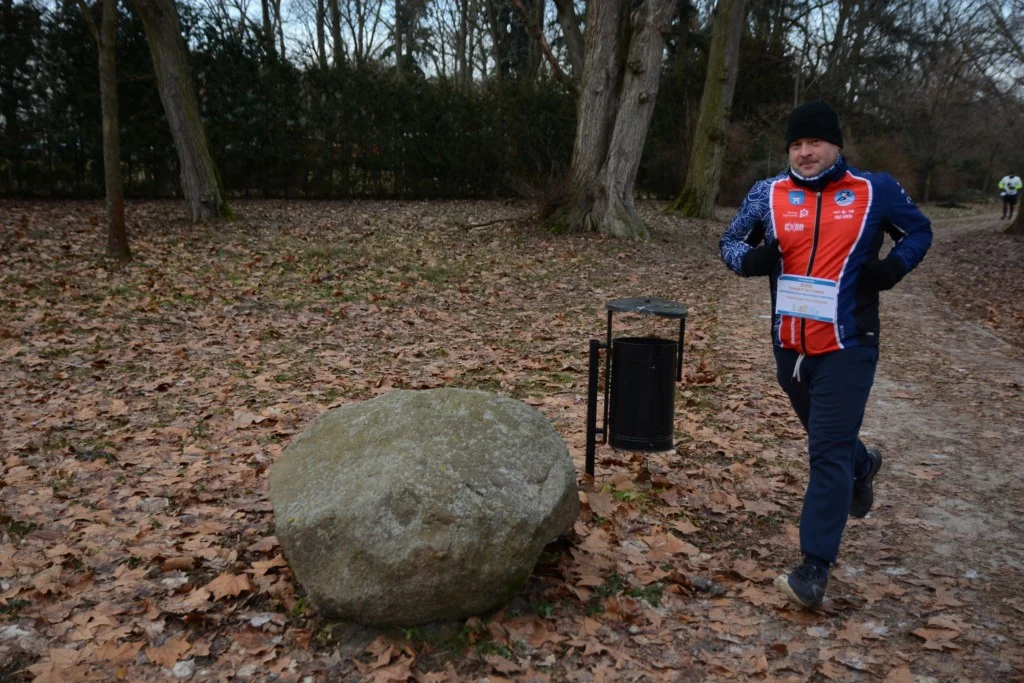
left=465, top=213, right=537, bottom=230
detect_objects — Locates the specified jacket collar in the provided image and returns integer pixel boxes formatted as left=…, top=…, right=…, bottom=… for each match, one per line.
left=788, top=154, right=848, bottom=192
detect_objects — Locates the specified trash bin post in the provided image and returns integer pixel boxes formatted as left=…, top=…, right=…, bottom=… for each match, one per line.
left=677, top=317, right=686, bottom=382
left=602, top=310, right=613, bottom=444
left=585, top=338, right=602, bottom=477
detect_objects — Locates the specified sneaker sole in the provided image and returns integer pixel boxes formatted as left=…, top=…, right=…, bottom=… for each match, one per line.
left=850, top=450, right=882, bottom=518
left=774, top=574, right=822, bottom=609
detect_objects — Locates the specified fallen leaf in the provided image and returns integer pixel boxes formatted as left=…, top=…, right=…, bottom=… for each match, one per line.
left=206, top=573, right=253, bottom=600
left=485, top=654, right=522, bottom=674
left=251, top=555, right=289, bottom=575
left=96, top=640, right=146, bottom=663
left=836, top=619, right=871, bottom=645
left=162, top=557, right=196, bottom=572
left=884, top=665, right=916, bottom=683
left=146, top=637, right=190, bottom=668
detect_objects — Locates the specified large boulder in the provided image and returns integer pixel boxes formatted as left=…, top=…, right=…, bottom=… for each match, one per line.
left=269, top=388, right=579, bottom=626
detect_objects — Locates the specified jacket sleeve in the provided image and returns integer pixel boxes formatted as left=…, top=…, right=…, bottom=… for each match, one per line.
left=720, top=180, right=773, bottom=276
left=879, top=174, right=932, bottom=277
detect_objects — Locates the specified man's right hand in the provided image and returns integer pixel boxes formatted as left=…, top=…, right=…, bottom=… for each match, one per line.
left=742, top=242, right=782, bottom=276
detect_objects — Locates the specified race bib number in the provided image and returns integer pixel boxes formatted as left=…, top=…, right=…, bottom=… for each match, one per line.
left=776, top=275, right=838, bottom=323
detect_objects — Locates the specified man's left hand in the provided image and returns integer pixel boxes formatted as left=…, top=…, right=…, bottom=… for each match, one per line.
left=860, top=256, right=906, bottom=291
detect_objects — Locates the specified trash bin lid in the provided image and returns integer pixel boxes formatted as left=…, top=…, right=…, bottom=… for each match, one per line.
left=606, top=296, right=688, bottom=319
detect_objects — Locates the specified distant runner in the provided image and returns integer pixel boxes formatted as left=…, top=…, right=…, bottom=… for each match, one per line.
left=998, top=172, right=1022, bottom=221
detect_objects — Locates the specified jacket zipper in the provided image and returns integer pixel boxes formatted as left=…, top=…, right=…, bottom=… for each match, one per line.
left=800, top=191, right=823, bottom=354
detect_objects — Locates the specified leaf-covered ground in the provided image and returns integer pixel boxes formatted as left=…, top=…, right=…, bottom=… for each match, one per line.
left=1, top=200, right=1022, bottom=682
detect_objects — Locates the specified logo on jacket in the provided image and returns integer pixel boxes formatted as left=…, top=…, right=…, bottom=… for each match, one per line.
left=783, top=222, right=805, bottom=232
left=834, top=189, right=855, bottom=206
left=788, top=190, right=805, bottom=206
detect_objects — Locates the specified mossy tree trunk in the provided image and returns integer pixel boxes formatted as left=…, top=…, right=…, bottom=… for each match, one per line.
left=668, top=0, right=746, bottom=220
left=1009, top=207, right=1024, bottom=235
left=77, top=0, right=130, bottom=259
left=132, top=0, right=230, bottom=222
left=553, top=0, right=675, bottom=239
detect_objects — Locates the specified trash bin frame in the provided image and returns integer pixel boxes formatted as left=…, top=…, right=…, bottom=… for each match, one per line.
left=585, top=297, right=688, bottom=477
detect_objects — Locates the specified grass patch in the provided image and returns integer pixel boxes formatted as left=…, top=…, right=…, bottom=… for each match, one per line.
left=590, top=571, right=664, bottom=608
left=397, top=618, right=507, bottom=657
left=1, top=516, right=39, bottom=540
left=420, top=265, right=452, bottom=284
left=0, top=598, right=30, bottom=619
left=531, top=600, right=555, bottom=618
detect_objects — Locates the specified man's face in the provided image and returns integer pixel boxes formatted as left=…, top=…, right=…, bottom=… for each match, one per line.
left=788, top=138, right=841, bottom=177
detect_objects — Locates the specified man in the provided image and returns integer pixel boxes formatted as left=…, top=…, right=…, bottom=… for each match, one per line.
left=998, top=172, right=1022, bottom=220
left=719, top=101, right=932, bottom=608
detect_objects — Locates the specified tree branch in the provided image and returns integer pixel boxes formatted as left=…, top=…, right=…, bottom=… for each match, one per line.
left=73, top=0, right=101, bottom=43
left=508, top=0, right=578, bottom=95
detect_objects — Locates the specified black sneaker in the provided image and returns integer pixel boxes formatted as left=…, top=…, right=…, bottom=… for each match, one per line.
left=850, top=448, right=882, bottom=518
left=774, top=560, right=828, bottom=608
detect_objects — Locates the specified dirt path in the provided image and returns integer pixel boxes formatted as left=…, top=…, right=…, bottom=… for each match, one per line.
left=707, top=212, right=1024, bottom=680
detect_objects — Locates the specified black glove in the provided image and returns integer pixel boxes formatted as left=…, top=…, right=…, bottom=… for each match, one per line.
left=860, top=255, right=906, bottom=291
left=742, top=242, right=781, bottom=276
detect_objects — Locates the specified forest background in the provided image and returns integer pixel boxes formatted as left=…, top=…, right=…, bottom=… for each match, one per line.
left=2, top=0, right=1023, bottom=213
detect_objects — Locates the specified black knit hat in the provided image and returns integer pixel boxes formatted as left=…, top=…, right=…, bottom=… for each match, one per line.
left=785, top=101, right=843, bottom=149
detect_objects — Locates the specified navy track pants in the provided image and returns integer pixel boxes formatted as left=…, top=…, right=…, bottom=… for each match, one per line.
left=774, top=345, right=879, bottom=565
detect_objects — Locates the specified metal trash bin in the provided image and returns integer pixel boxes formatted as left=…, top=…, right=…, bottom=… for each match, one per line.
left=608, top=337, right=677, bottom=452
left=585, top=297, right=688, bottom=476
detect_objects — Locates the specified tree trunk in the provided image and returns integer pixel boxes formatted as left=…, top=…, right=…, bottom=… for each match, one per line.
left=132, top=0, right=230, bottom=222
left=260, top=0, right=276, bottom=59
left=2, top=0, right=21, bottom=192
left=456, top=0, right=468, bottom=87
left=557, top=1, right=628, bottom=233
left=394, top=0, right=404, bottom=79
left=552, top=0, right=583, bottom=81
left=328, top=0, right=343, bottom=65
left=77, top=0, right=130, bottom=258
left=273, top=0, right=285, bottom=60
left=524, top=0, right=545, bottom=81
left=552, top=0, right=675, bottom=238
left=98, top=0, right=130, bottom=259
left=485, top=0, right=505, bottom=84
left=316, top=0, right=327, bottom=68
left=668, top=0, right=746, bottom=219
left=594, top=0, right=677, bottom=238
left=1009, top=208, right=1024, bottom=235
left=820, top=0, right=854, bottom=97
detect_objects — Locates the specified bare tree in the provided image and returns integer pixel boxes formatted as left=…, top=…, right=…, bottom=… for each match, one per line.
left=132, top=0, right=231, bottom=221
left=668, top=0, right=746, bottom=219
left=890, top=0, right=989, bottom=201
left=340, top=0, right=389, bottom=65
left=75, top=0, right=130, bottom=259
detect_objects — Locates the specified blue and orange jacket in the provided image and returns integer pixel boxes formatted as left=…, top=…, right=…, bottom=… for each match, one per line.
left=720, top=155, right=932, bottom=355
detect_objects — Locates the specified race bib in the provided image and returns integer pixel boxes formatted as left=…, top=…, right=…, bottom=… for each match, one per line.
left=776, top=275, right=838, bottom=323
